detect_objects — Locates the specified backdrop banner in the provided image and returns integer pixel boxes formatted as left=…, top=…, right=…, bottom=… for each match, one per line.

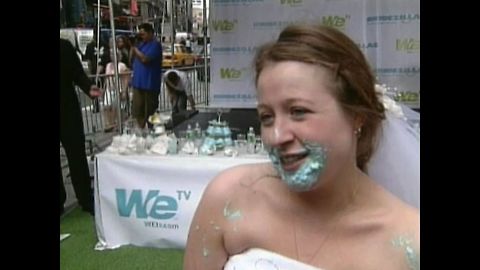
left=209, top=0, right=420, bottom=108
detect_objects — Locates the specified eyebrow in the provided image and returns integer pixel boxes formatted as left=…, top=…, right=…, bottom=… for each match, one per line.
left=257, top=98, right=315, bottom=109
left=256, top=104, right=268, bottom=111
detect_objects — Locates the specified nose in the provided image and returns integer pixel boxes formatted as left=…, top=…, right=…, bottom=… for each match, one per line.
left=261, top=118, right=295, bottom=148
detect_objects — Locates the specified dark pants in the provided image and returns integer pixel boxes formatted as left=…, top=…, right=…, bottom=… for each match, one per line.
left=132, top=88, right=160, bottom=129
left=172, top=90, right=187, bottom=113
left=60, top=101, right=94, bottom=215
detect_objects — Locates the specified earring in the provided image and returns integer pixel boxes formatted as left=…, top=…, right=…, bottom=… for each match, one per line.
left=354, top=127, right=362, bottom=137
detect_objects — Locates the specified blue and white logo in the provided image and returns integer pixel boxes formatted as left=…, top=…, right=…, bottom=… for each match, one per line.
left=115, top=189, right=191, bottom=228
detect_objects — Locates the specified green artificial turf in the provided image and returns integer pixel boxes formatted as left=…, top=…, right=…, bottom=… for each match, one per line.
left=60, top=207, right=184, bottom=270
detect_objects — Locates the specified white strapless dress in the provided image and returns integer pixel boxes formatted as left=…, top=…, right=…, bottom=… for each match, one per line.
left=224, top=248, right=323, bottom=270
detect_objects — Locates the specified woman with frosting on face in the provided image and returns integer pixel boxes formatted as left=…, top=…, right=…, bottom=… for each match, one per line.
left=184, top=24, right=420, bottom=270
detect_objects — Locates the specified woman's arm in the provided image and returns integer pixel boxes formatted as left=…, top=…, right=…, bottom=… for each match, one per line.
left=184, top=168, right=243, bottom=270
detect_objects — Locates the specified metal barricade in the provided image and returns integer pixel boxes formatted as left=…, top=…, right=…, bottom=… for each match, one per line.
left=74, top=64, right=210, bottom=154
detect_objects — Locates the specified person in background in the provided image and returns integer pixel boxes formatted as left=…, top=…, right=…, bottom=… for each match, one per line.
left=85, top=28, right=110, bottom=76
left=116, top=35, right=131, bottom=68
left=103, top=49, right=131, bottom=130
left=179, top=37, right=186, bottom=46
left=130, top=23, right=163, bottom=130
left=185, top=36, right=192, bottom=53
left=184, top=24, right=419, bottom=270
left=163, top=69, right=196, bottom=113
left=84, top=29, right=110, bottom=113
left=60, top=38, right=102, bottom=216
left=128, top=35, right=137, bottom=66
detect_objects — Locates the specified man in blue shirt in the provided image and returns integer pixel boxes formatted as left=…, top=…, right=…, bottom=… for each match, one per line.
left=131, top=23, right=162, bottom=129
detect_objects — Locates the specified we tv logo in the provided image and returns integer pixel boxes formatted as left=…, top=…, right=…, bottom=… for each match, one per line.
left=322, top=15, right=350, bottom=30
left=115, top=189, right=191, bottom=220
left=396, top=38, right=420, bottom=53
left=212, top=19, right=237, bottom=32
left=220, top=68, right=245, bottom=80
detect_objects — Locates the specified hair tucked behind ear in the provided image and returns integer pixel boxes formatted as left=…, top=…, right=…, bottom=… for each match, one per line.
left=254, top=24, right=385, bottom=172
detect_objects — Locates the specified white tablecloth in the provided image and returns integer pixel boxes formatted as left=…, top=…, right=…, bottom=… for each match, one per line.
left=94, top=152, right=268, bottom=250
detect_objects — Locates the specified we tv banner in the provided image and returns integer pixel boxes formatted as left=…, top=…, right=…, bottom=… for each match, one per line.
left=94, top=153, right=268, bottom=250
left=209, top=0, right=420, bottom=108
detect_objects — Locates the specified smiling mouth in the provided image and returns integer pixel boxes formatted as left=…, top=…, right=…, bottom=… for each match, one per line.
left=280, top=150, right=309, bottom=171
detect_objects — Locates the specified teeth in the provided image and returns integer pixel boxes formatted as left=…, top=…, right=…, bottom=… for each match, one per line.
left=282, top=156, right=298, bottom=164
left=281, top=152, right=308, bottom=164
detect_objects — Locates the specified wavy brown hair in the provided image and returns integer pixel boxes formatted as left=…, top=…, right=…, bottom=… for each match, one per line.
left=254, top=24, right=385, bottom=172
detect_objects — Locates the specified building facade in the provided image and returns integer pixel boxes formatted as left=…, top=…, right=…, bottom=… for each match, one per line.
left=60, top=0, right=200, bottom=41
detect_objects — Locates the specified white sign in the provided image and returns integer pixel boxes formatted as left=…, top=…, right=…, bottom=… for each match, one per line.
left=94, top=153, right=268, bottom=250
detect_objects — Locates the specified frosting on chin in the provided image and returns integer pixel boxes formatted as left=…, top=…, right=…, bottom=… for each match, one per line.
left=267, top=141, right=328, bottom=192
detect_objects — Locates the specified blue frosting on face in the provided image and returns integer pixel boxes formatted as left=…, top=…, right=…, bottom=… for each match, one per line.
left=267, top=141, right=328, bottom=192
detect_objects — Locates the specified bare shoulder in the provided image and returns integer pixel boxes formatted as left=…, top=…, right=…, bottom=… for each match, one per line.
left=374, top=189, right=420, bottom=270
left=380, top=189, right=420, bottom=239
left=202, top=162, right=273, bottom=202
left=365, top=180, right=419, bottom=235
left=345, top=181, right=420, bottom=270
left=390, top=199, right=420, bottom=247
left=183, top=162, right=272, bottom=270
left=190, top=161, right=274, bottom=223
left=386, top=202, right=420, bottom=270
